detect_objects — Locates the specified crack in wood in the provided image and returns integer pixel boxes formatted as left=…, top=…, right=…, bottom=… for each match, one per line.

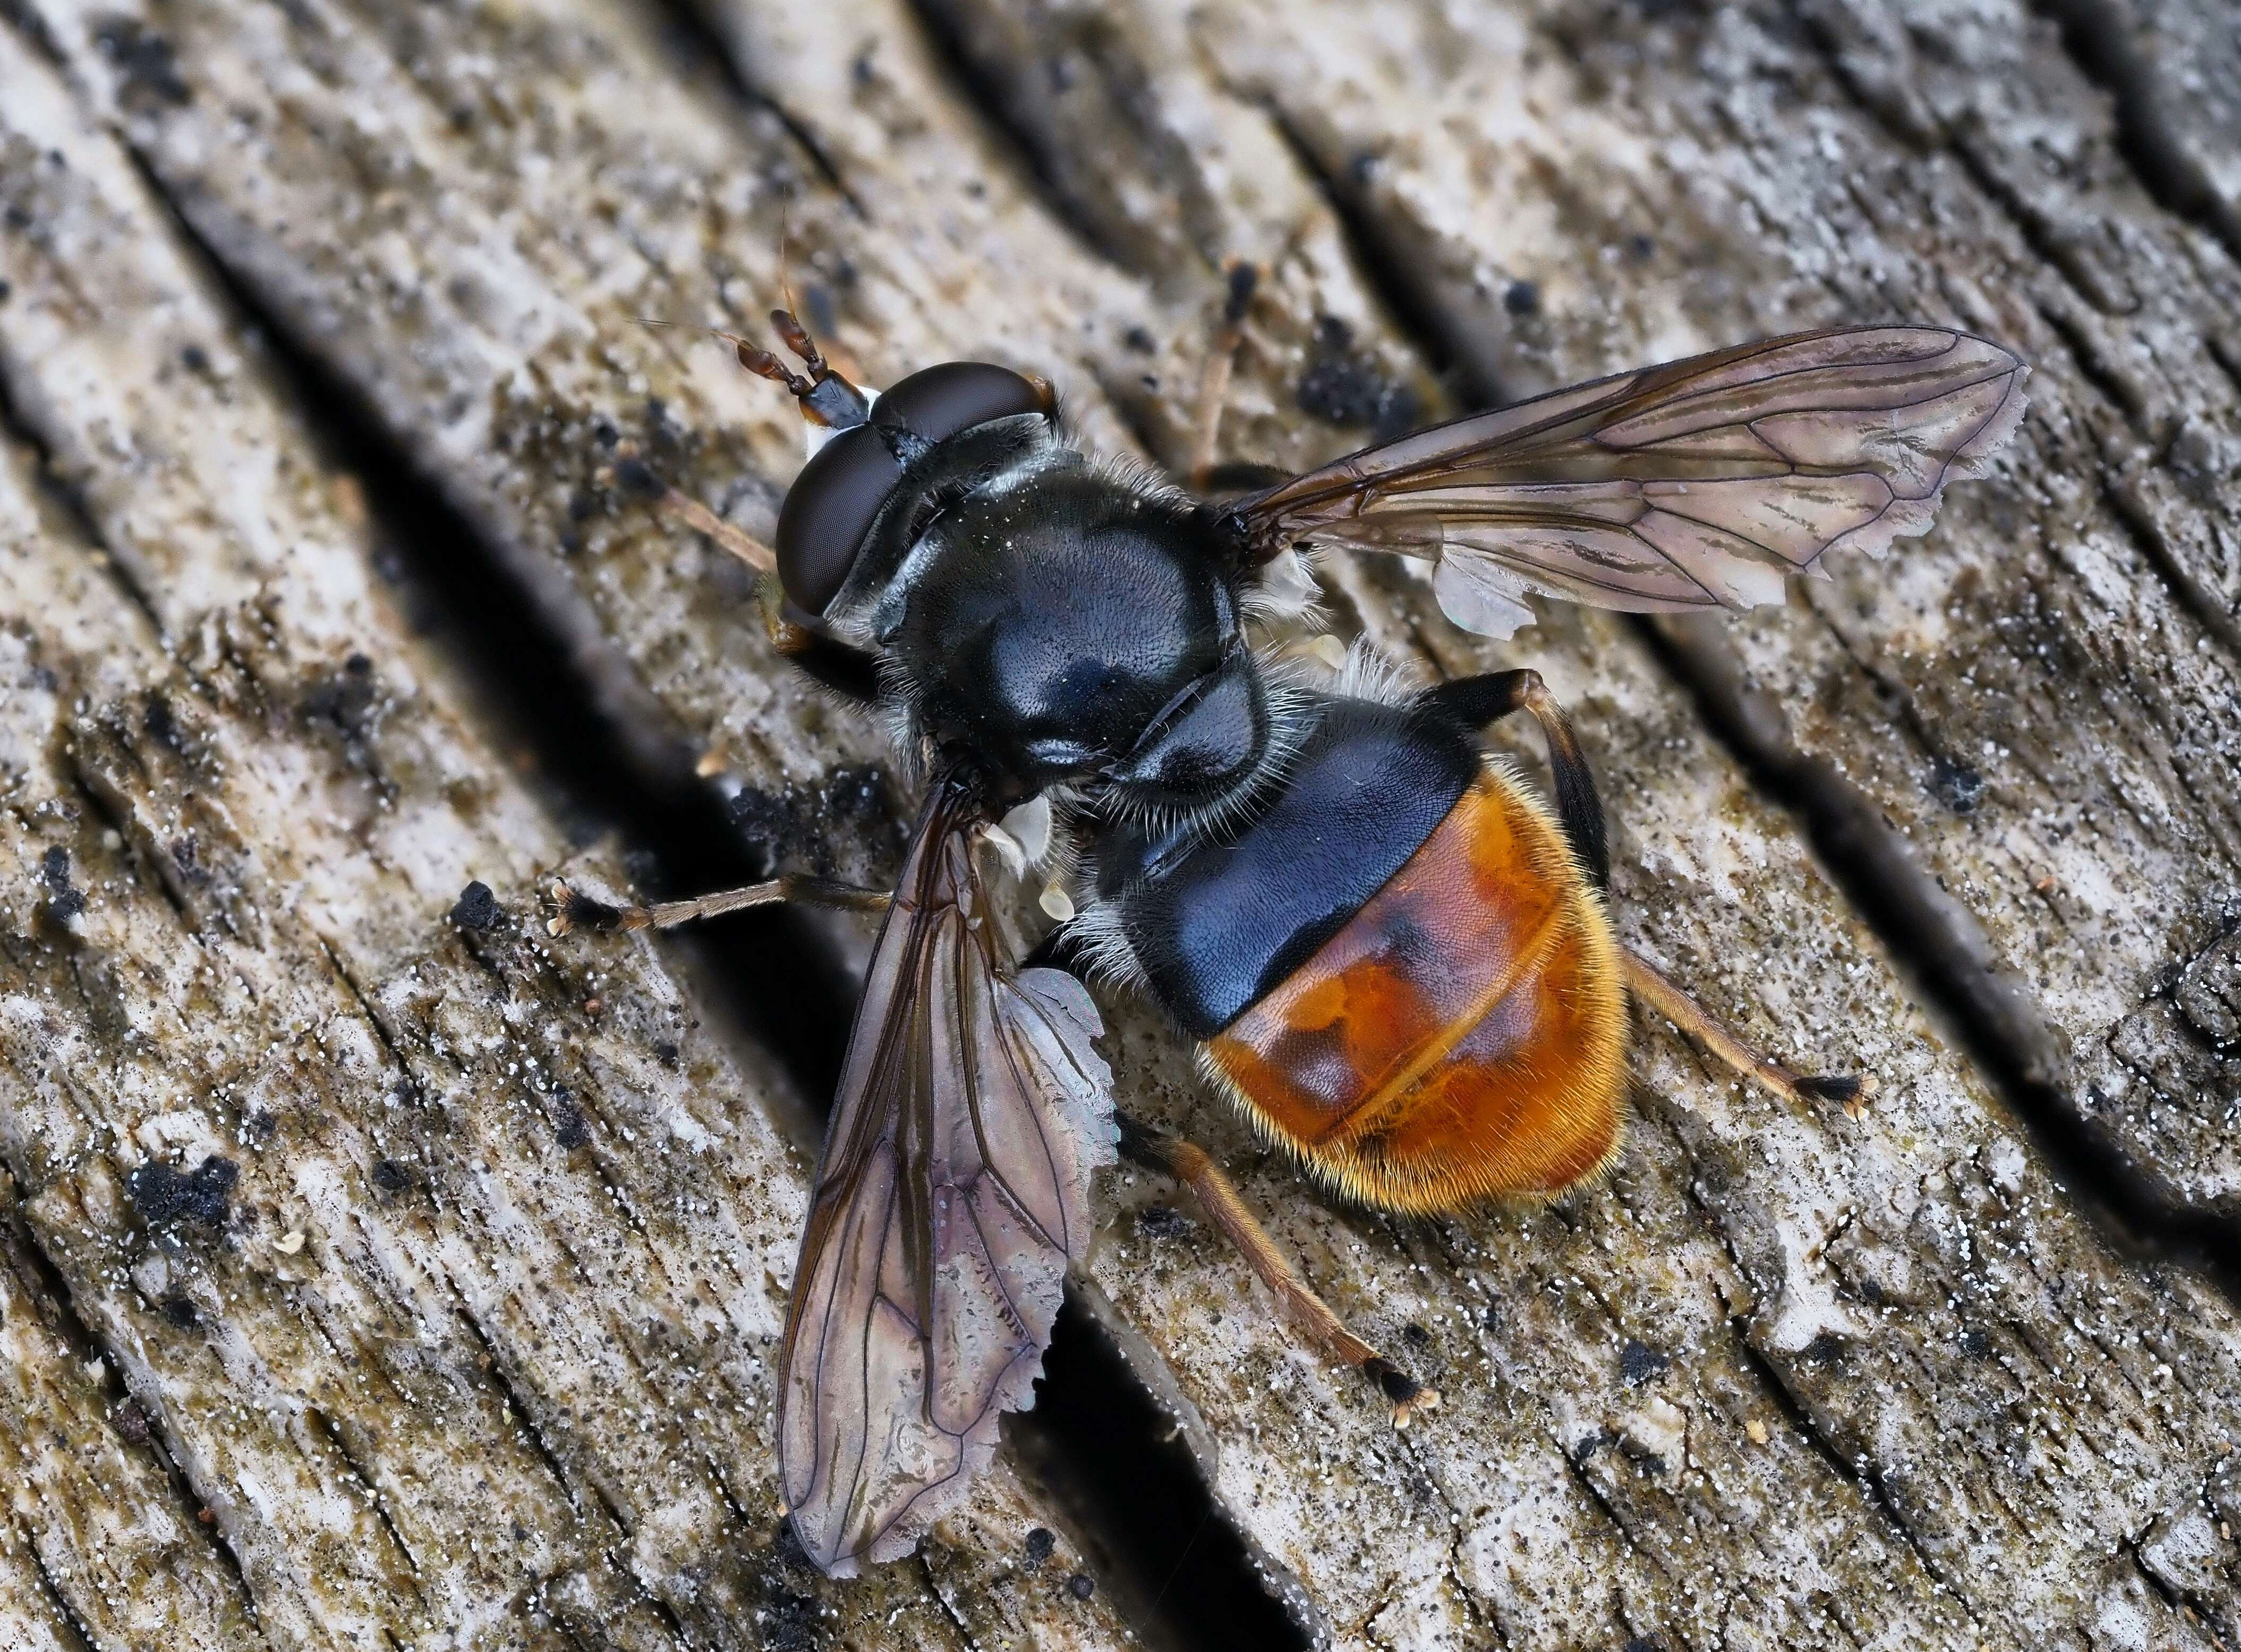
left=2038, top=0, right=2241, bottom=266
left=8, top=0, right=2237, bottom=1641
left=75, top=23, right=1301, bottom=1647
left=1640, top=612, right=2241, bottom=1288
left=0, top=1190, right=269, bottom=1641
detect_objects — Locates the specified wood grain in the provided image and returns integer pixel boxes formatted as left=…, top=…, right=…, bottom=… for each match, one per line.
left=1, top=0, right=2236, bottom=1644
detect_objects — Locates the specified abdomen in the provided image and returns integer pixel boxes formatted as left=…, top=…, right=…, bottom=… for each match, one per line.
left=1203, top=770, right=1626, bottom=1212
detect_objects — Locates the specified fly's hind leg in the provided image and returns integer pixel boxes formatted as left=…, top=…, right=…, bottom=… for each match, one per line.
left=759, top=583, right=882, bottom=703
left=1422, top=671, right=1872, bottom=1110
left=1424, top=668, right=1608, bottom=887
left=1622, top=949, right=1876, bottom=1113
left=1115, top=1110, right=1439, bottom=1428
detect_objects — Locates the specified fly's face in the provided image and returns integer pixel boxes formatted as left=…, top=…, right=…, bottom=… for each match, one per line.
left=879, top=466, right=1267, bottom=805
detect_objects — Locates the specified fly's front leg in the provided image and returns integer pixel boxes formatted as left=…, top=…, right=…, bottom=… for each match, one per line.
left=1115, top=1110, right=1440, bottom=1428
left=760, top=583, right=882, bottom=704
left=544, top=873, right=890, bottom=936
left=608, top=443, right=883, bottom=706
left=1623, top=949, right=1876, bottom=1113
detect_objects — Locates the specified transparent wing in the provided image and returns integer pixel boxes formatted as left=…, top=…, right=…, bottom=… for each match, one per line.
left=776, top=773, right=1115, bottom=1577
left=1234, top=326, right=2028, bottom=637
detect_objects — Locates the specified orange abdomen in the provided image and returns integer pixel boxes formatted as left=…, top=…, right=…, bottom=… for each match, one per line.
left=1203, top=771, right=1626, bottom=1212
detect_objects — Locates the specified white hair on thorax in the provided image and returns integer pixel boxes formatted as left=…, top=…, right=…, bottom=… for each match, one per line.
left=1328, top=634, right=1425, bottom=707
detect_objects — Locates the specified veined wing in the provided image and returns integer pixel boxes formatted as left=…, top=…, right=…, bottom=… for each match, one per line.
left=1234, top=326, right=2027, bottom=637
left=777, top=771, right=1116, bottom=1576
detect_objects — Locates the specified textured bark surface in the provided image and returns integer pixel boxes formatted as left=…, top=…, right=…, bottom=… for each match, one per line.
left=0, top=0, right=2236, bottom=1648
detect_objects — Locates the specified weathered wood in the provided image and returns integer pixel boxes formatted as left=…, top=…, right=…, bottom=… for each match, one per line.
left=0, top=32, right=1132, bottom=1650
left=912, top=1, right=2241, bottom=1639
left=2, top=0, right=2238, bottom=1646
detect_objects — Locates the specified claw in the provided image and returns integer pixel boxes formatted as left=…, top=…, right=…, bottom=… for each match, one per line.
left=542, top=879, right=629, bottom=938
left=1795, top=1071, right=1879, bottom=1118
left=1365, top=1357, right=1441, bottom=1429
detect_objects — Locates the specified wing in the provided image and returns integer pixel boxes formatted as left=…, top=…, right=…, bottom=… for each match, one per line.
left=1234, top=326, right=2029, bottom=638
left=776, top=771, right=1117, bottom=1577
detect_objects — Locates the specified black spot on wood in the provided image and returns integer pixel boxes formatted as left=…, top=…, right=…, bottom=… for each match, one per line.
left=449, top=880, right=503, bottom=932
left=171, top=834, right=206, bottom=883
left=1800, top=1332, right=1848, bottom=1366
left=728, top=788, right=794, bottom=865
left=160, top=1296, right=200, bottom=1329
left=1024, top=1526, right=1055, bottom=1566
left=1503, top=280, right=1540, bottom=317
left=303, top=652, right=379, bottom=738
left=614, top=456, right=663, bottom=499
left=371, top=1159, right=413, bottom=1194
left=1067, top=1572, right=1096, bottom=1600
left=110, top=1399, right=151, bottom=1444
left=765, top=1590, right=820, bottom=1652
left=127, top=1156, right=240, bottom=1232
left=1929, top=756, right=1984, bottom=814
left=550, top=1095, right=589, bottom=1149
left=1223, top=261, right=1258, bottom=324
left=1296, top=316, right=1416, bottom=439
left=1135, top=1204, right=1192, bottom=1238
left=143, top=694, right=184, bottom=752
left=93, top=18, right=192, bottom=106
left=40, top=845, right=84, bottom=921
left=1620, top=1339, right=1672, bottom=1384
left=728, top=764, right=900, bottom=880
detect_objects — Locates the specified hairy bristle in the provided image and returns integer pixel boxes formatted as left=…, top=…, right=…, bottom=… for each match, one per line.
left=557, top=886, right=627, bottom=934
left=1793, top=1074, right=1863, bottom=1102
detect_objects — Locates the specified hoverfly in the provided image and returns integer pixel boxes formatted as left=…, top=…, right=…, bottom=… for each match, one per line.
left=550, top=286, right=2026, bottom=1576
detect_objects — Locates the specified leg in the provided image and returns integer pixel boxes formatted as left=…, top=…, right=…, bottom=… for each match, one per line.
left=1422, top=669, right=1608, bottom=888
left=544, top=873, right=889, bottom=937
left=604, top=438, right=780, bottom=576
left=610, top=441, right=882, bottom=705
left=1186, top=262, right=1260, bottom=492
left=760, top=584, right=882, bottom=703
left=652, top=485, right=778, bottom=576
left=1622, top=949, right=1874, bottom=1112
left=1115, top=1111, right=1440, bottom=1428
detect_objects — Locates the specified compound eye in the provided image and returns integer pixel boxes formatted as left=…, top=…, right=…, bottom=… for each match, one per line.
left=775, top=423, right=904, bottom=615
left=872, top=361, right=1052, bottom=445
